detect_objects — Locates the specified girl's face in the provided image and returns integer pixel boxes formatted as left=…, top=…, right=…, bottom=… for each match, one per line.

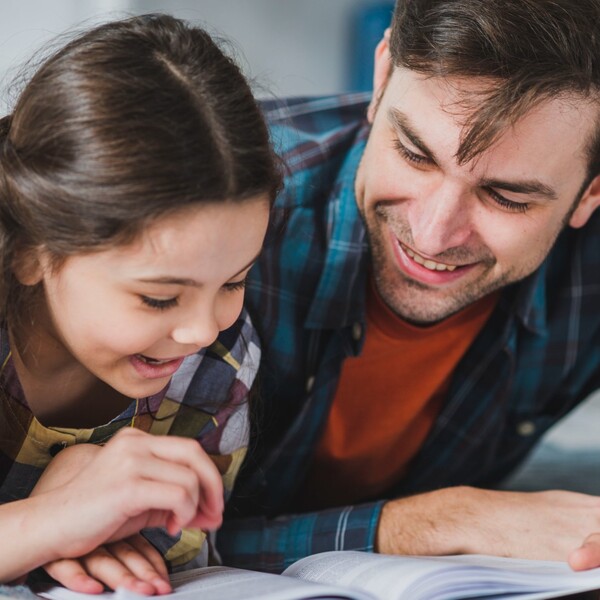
left=30, top=198, right=269, bottom=400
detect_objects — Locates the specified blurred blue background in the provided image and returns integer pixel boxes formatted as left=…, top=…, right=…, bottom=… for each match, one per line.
left=350, top=2, right=394, bottom=91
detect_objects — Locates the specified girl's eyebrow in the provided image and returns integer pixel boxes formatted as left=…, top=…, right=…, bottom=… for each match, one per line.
left=136, top=251, right=262, bottom=287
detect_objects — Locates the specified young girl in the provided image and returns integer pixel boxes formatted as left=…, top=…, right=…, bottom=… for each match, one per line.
left=0, top=14, right=280, bottom=596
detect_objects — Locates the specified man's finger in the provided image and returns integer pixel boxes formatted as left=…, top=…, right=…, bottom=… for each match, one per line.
left=569, top=534, right=600, bottom=571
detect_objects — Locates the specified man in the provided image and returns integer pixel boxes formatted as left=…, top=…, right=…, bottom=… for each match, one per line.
left=218, top=0, right=600, bottom=574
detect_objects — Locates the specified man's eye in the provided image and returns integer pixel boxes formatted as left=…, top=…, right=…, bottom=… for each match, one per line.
left=140, top=296, right=179, bottom=310
left=486, top=188, right=530, bottom=213
left=393, top=139, right=431, bottom=166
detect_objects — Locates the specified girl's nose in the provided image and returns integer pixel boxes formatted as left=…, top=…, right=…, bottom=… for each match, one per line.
left=170, top=312, right=220, bottom=350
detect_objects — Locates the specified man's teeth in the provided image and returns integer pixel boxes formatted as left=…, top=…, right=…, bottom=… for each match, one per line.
left=138, top=355, right=172, bottom=365
left=403, top=246, right=457, bottom=272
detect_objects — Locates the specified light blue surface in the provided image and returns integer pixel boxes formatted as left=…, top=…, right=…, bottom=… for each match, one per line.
left=0, top=586, right=37, bottom=599
left=502, top=391, right=600, bottom=495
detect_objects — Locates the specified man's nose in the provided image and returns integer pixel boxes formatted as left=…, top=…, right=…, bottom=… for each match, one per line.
left=408, top=179, right=473, bottom=257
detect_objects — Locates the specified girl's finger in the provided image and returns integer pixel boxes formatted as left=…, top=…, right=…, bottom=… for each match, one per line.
left=108, top=431, right=224, bottom=519
left=81, top=545, right=156, bottom=595
left=44, top=558, right=104, bottom=595
left=108, top=536, right=171, bottom=594
left=127, top=534, right=169, bottom=580
left=132, top=433, right=224, bottom=514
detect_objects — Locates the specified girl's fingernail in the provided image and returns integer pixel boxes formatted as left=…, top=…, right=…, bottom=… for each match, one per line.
left=152, top=578, right=172, bottom=594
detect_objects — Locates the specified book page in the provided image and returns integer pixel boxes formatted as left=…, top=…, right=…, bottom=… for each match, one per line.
left=38, top=565, right=374, bottom=600
left=282, top=551, right=600, bottom=600
left=283, top=551, right=450, bottom=600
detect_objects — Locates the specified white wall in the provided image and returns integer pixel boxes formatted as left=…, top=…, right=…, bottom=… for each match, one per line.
left=0, top=0, right=385, bottom=113
left=128, top=0, right=378, bottom=96
left=0, top=0, right=133, bottom=112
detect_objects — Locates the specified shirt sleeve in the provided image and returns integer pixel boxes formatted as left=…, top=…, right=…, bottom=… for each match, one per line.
left=217, top=500, right=384, bottom=574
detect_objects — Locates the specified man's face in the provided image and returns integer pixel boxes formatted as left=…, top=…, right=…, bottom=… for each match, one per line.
left=355, top=65, right=600, bottom=324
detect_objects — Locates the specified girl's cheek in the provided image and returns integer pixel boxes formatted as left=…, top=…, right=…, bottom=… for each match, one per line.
left=218, top=295, right=244, bottom=332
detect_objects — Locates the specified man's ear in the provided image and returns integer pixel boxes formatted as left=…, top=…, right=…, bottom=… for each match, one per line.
left=12, top=246, right=45, bottom=286
left=569, top=174, right=600, bottom=228
left=367, top=27, right=393, bottom=124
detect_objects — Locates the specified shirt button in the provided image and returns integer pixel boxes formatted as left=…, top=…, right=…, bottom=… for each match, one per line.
left=352, top=322, right=362, bottom=341
left=516, top=421, right=536, bottom=436
left=49, top=442, right=67, bottom=457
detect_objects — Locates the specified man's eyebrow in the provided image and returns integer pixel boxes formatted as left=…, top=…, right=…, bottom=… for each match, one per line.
left=388, top=108, right=437, bottom=162
left=388, top=107, right=558, bottom=201
left=480, top=178, right=558, bottom=200
left=136, top=251, right=261, bottom=287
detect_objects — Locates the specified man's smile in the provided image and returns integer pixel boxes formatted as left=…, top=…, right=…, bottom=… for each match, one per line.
left=400, top=243, right=458, bottom=272
left=390, top=231, right=479, bottom=287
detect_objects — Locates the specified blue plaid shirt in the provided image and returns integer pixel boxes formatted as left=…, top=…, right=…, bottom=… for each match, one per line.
left=217, top=94, right=600, bottom=573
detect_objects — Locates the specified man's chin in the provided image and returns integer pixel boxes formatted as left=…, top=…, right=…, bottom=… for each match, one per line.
left=377, top=280, right=489, bottom=325
left=373, top=259, right=503, bottom=325
left=389, top=305, right=464, bottom=326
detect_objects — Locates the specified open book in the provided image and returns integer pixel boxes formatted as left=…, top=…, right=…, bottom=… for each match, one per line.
left=38, top=551, right=600, bottom=600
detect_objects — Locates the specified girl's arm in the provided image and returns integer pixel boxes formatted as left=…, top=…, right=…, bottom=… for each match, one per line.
left=0, top=492, right=71, bottom=583
left=0, top=428, right=224, bottom=585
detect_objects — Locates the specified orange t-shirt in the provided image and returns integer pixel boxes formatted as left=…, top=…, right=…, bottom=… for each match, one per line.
left=298, top=278, right=498, bottom=510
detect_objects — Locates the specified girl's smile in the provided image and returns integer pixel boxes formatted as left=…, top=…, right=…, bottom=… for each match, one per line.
left=129, top=354, right=186, bottom=380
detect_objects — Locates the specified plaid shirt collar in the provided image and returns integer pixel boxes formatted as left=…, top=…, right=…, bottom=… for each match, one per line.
left=304, top=123, right=370, bottom=331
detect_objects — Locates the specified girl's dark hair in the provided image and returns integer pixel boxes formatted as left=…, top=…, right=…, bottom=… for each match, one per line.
left=389, top=0, right=600, bottom=179
left=0, top=14, right=281, bottom=322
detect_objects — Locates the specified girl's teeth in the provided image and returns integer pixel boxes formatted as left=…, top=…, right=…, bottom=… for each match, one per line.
left=138, top=355, right=170, bottom=365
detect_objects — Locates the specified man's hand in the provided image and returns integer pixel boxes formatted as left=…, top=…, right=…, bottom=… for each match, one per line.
left=570, top=534, right=600, bottom=571
left=377, top=487, right=600, bottom=568
left=43, top=535, right=171, bottom=595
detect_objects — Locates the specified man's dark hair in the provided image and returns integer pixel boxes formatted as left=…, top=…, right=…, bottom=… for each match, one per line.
left=389, top=0, right=600, bottom=181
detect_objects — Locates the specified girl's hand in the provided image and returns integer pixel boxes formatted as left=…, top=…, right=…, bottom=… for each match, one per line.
left=32, top=442, right=101, bottom=495
left=43, top=534, right=171, bottom=596
left=34, top=428, right=224, bottom=563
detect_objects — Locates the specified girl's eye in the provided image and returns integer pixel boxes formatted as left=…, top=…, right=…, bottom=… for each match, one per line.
left=485, top=188, right=529, bottom=213
left=393, top=139, right=431, bottom=166
left=223, top=277, right=247, bottom=293
left=140, top=295, right=179, bottom=311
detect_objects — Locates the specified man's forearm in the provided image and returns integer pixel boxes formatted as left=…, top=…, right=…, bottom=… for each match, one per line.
left=218, top=501, right=384, bottom=573
left=377, top=486, right=600, bottom=566
left=220, top=486, right=600, bottom=573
